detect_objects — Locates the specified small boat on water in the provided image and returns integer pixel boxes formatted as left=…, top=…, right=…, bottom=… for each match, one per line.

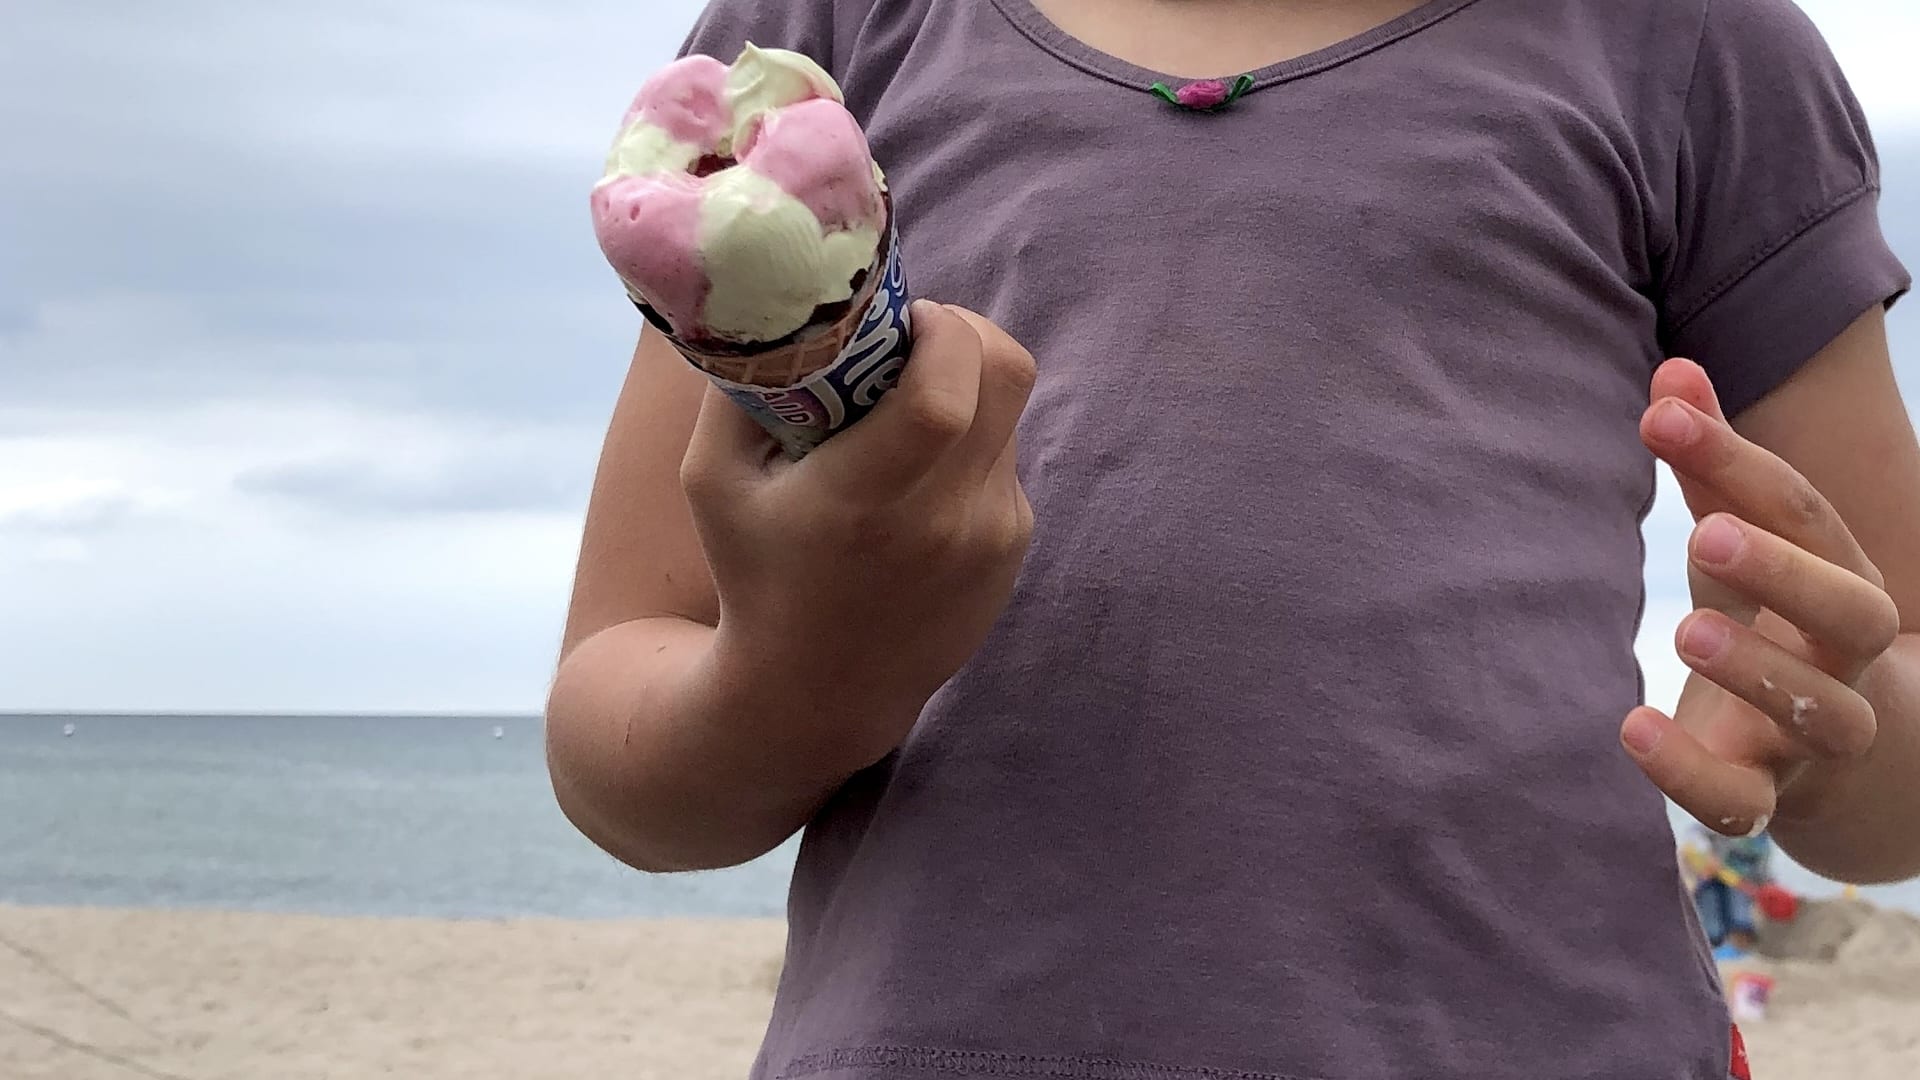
left=62, top=722, right=76, bottom=737
left=492, top=725, right=505, bottom=739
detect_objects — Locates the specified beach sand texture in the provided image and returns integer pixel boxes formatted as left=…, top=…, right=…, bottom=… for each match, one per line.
left=2, top=900, right=1915, bottom=1079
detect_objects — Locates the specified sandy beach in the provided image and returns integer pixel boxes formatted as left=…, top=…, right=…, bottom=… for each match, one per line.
left=0, top=906, right=785, bottom=1080
left=3, top=900, right=1915, bottom=1080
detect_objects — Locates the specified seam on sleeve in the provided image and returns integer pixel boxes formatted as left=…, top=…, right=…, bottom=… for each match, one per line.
left=1665, top=180, right=1877, bottom=335
left=1651, top=0, right=1717, bottom=286
left=1679, top=0, right=1714, bottom=138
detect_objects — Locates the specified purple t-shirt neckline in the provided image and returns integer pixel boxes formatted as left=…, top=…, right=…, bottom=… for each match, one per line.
left=988, top=0, right=1482, bottom=92
left=666, top=1, right=1911, bottom=1079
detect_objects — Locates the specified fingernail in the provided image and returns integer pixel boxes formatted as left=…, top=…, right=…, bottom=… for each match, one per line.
left=1681, top=616, right=1731, bottom=662
left=1649, top=400, right=1695, bottom=445
left=1693, top=516, right=1744, bottom=565
left=1623, top=715, right=1662, bottom=755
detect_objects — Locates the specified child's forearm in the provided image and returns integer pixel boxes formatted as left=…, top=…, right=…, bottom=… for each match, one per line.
left=543, top=618, right=886, bottom=874
left=1772, top=632, right=1920, bottom=884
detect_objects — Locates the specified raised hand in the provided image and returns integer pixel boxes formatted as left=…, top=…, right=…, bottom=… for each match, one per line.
left=679, top=300, right=1038, bottom=771
left=1620, top=358, right=1902, bottom=837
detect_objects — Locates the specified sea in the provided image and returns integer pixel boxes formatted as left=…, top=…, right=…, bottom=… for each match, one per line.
left=0, top=712, right=796, bottom=919
left=4, top=712, right=1917, bottom=919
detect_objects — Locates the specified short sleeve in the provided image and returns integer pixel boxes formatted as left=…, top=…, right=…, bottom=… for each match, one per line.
left=1657, top=0, right=1911, bottom=417
left=677, top=0, right=843, bottom=77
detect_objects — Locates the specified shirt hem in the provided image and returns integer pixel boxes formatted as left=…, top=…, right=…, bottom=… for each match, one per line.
left=1665, top=181, right=1877, bottom=335
left=776, top=1045, right=1332, bottom=1080
left=1662, top=185, right=1912, bottom=417
left=770, top=1043, right=1746, bottom=1080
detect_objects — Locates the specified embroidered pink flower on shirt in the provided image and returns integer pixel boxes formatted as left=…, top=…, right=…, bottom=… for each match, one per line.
left=1176, top=79, right=1231, bottom=108
left=1150, top=74, right=1256, bottom=112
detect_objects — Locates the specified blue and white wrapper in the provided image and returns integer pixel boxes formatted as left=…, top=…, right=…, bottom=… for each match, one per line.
left=634, top=211, right=914, bottom=459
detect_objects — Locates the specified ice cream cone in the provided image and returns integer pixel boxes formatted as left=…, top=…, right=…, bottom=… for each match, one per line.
left=637, top=212, right=894, bottom=388
left=633, top=201, right=914, bottom=458
left=597, top=44, right=911, bottom=458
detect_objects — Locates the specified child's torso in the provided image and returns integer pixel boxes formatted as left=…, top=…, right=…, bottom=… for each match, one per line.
left=751, top=2, right=1732, bottom=1078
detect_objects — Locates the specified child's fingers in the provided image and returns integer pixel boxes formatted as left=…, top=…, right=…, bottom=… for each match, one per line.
left=1650, top=358, right=1726, bottom=424
left=1619, top=706, right=1777, bottom=837
left=1646, top=396, right=1879, bottom=587
left=806, top=299, right=981, bottom=498
left=1686, top=513, right=1902, bottom=684
left=1646, top=359, right=1730, bottom=522
left=942, top=305, right=1037, bottom=487
left=1671, top=610, right=1877, bottom=760
left=682, top=383, right=779, bottom=495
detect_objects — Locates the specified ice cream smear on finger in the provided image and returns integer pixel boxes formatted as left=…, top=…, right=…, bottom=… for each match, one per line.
left=592, top=44, right=890, bottom=347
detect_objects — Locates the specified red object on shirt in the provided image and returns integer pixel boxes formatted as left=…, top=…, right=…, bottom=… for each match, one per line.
left=1730, top=1024, right=1753, bottom=1079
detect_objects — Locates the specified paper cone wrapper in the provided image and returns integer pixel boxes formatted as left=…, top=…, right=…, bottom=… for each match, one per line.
left=631, top=204, right=914, bottom=459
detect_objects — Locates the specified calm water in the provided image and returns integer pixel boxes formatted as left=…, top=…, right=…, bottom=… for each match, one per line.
left=4, top=713, right=1915, bottom=918
left=0, top=713, right=796, bottom=918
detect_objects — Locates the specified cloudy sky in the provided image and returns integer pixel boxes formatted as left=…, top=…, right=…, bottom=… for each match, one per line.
left=1, top=1, right=1915, bottom=714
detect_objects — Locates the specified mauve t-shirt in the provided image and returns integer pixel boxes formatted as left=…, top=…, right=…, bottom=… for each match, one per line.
left=668, top=2, right=1911, bottom=1078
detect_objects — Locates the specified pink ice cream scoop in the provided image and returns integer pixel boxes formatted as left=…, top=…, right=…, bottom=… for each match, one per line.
left=591, top=44, right=890, bottom=348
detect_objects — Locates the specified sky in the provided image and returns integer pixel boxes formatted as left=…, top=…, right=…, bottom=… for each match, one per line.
left=1, top=1, right=1916, bottom=714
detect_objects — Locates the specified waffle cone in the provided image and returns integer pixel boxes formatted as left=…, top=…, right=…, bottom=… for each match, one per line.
left=635, top=197, right=896, bottom=390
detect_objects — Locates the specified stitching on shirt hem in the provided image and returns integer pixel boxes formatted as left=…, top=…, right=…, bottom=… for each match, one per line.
left=777, top=1045, right=1332, bottom=1080
left=1667, top=181, right=1876, bottom=335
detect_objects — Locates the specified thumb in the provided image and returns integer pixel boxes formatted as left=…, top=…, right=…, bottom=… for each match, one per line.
left=682, top=382, right=780, bottom=491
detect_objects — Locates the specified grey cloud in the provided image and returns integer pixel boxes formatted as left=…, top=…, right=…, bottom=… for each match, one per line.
left=0, top=1, right=1914, bottom=436
left=231, top=436, right=598, bottom=517
left=1, top=2, right=699, bottom=175
left=1884, top=147, right=1920, bottom=274
left=0, top=496, right=141, bottom=536
left=1857, top=147, right=1918, bottom=392
left=0, top=1, right=697, bottom=424
left=1, top=286, right=635, bottom=424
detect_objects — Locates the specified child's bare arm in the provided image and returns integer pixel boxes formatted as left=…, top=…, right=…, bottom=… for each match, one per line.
left=1734, top=307, right=1920, bottom=881
left=1624, top=305, right=1920, bottom=883
left=545, top=307, right=1035, bottom=873
left=544, top=328, right=795, bottom=873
